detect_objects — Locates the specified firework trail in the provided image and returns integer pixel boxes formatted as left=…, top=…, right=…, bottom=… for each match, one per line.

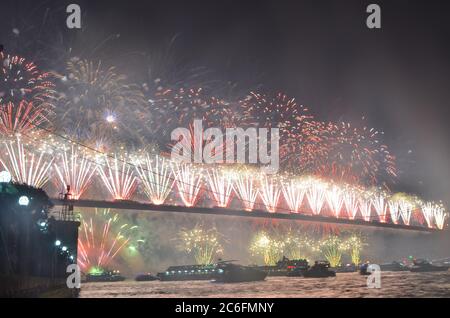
left=341, top=234, right=366, bottom=265
left=206, top=168, right=234, bottom=208
left=421, top=202, right=437, bottom=228
left=326, top=185, right=344, bottom=218
left=259, top=175, right=281, bottom=213
left=371, top=192, right=388, bottom=223
left=53, top=146, right=97, bottom=199
left=173, top=163, right=203, bottom=207
left=0, top=136, right=53, bottom=188
left=319, top=235, right=343, bottom=267
left=0, top=52, right=56, bottom=135
left=134, top=155, right=175, bottom=205
left=233, top=168, right=259, bottom=211
left=97, top=155, right=137, bottom=200
left=281, top=178, right=306, bottom=213
left=388, top=200, right=400, bottom=224
left=343, top=187, right=359, bottom=220
left=358, top=197, right=372, bottom=222
left=399, top=200, right=413, bottom=226
left=306, top=178, right=327, bottom=215
left=78, top=208, right=138, bottom=271
left=433, top=205, right=447, bottom=230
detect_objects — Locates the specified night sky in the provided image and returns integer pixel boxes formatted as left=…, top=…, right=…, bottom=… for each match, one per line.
left=1, top=0, right=450, bottom=204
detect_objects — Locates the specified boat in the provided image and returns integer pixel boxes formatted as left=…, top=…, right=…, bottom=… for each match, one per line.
left=334, top=263, right=358, bottom=273
left=302, top=261, right=336, bottom=278
left=213, top=261, right=267, bottom=283
left=410, top=259, right=449, bottom=272
left=254, top=257, right=309, bottom=276
left=157, top=264, right=218, bottom=281
left=135, top=273, right=160, bottom=281
left=380, top=261, right=409, bottom=272
left=86, top=270, right=126, bottom=282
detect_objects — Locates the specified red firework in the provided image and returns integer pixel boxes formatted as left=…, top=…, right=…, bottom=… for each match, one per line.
left=0, top=52, right=55, bottom=135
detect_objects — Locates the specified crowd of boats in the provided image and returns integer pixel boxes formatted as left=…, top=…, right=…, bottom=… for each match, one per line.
left=84, top=257, right=449, bottom=283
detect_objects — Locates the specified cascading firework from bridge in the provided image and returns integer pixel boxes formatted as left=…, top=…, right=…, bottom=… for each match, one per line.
left=53, top=145, right=97, bottom=199
left=0, top=136, right=53, bottom=188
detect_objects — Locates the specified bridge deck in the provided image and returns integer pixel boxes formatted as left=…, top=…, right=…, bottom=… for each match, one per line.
left=51, top=199, right=437, bottom=233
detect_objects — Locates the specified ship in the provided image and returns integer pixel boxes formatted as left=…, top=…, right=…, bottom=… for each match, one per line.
left=302, top=261, right=336, bottom=278
left=157, top=264, right=219, bottom=281
left=86, top=269, right=126, bottom=282
left=213, top=261, right=267, bottom=283
left=252, top=256, right=309, bottom=276
left=379, top=261, right=409, bottom=272
left=135, top=273, right=160, bottom=281
left=410, top=259, right=449, bottom=273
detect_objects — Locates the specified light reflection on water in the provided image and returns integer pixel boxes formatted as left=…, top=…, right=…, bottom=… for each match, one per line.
left=80, top=272, right=450, bottom=298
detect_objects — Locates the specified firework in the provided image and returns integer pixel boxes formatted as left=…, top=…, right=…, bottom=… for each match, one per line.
left=343, top=187, right=359, bottom=220
left=326, top=185, right=344, bottom=218
left=0, top=52, right=56, bottom=135
left=57, top=58, right=146, bottom=146
left=240, top=92, right=311, bottom=132
left=399, top=200, right=413, bottom=226
left=259, top=175, right=281, bottom=213
left=281, top=178, right=306, bottom=213
left=282, top=231, right=318, bottom=260
left=173, top=163, right=203, bottom=207
left=0, top=136, right=53, bottom=188
left=150, top=87, right=211, bottom=138
left=178, top=225, right=223, bottom=265
left=206, top=168, right=234, bottom=208
left=371, top=192, right=388, bottom=223
left=306, top=178, right=327, bottom=215
left=97, top=155, right=137, bottom=200
left=250, top=231, right=284, bottom=265
left=53, top=146, right=97, bottom=199
left=433, top=204, right=447, bottom=230
left=78, top=208, right=139, bottom=271
left=388, top=200, right=400, bottom=224
left=358, top=197, right=372, bottom=222
left=341, top=234, right=366, bottom=265
left=325, top=122, right=397, bottom=186
left=319, top=235, right=343, bottom=267
left=134, top=155, right=175, bottom=205
left=232, top=168, right=259, bottom=211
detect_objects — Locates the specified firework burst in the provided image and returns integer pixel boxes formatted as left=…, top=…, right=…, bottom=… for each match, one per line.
left=0, top=52, right=56, bottom=135
left=178, top=224, right=223, bottom=265
left=326, top=185, right=344, bottom=218
left=306, top=178, right=327, bottom=215
left=78, top=208, right=139, bottom=271
left=250, top=231, right=284, bottom=265
left=281, top=178, right=306, bottom=213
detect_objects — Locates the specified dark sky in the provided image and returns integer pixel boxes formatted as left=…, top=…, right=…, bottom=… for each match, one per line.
left=1, top=0, right=450, bottom=204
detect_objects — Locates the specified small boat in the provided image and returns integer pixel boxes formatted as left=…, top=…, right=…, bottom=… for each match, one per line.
left=334, top=263, right=358, bottom=273
left=302, top=261, right=336, bottom=278
left=135, top=273, right=160, bottom=281
left=410, top=259, right=449, bottom=272
left=86, top=270, right=126, bottom=282
left=380, top=261, right=409, bottom=272
left=213, top=261, right=267, bottom=283
left=255, top=257, right=309, bottom=276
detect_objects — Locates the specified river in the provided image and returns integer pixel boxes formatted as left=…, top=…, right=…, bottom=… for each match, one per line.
left=79, top=271, right=450, bottom=298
